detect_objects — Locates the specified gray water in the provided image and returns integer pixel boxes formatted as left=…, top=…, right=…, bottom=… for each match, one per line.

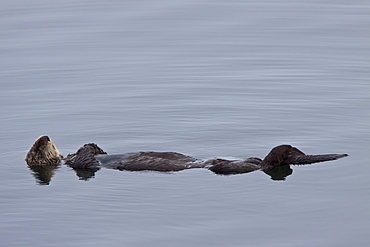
left=1, top=0, right=369, bottom=246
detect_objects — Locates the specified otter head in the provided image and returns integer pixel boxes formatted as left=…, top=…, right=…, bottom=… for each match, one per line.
left=25, top=136, right=63, bottom=166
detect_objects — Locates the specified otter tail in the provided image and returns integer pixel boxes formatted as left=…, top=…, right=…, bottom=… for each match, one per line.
left=286, top=154, right=348, bottom=165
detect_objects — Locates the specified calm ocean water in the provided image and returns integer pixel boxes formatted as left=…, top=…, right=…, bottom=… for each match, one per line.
left=1, top=1, right=369, bottom=246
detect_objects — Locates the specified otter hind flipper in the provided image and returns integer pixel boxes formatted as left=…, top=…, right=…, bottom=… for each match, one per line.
left=286, top=153, right=348, bottom=165
left=260, top=145, right=348, bottom=169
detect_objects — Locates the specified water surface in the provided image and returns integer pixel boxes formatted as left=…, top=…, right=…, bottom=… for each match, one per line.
left=1, top=1, right=369, bottom=246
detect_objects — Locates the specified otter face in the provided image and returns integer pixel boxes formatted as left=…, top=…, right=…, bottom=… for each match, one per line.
left=25, top=136, right=63, bottom=166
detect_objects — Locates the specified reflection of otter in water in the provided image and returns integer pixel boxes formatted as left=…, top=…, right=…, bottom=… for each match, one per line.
left=28, top=165, right=59, bottom=185
left=26, top=136, right=348, bottom=181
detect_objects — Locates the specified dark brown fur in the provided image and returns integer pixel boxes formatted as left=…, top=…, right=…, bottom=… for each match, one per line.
left=65, top=144, right=101, bottom=170
left=25, top=136, right=348, bottom=175
left=208, top=157, right=262, bottom=175
left=114, top=152, right=198, bottom=172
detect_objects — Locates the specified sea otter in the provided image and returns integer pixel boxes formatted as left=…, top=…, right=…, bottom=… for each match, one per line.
left=25, top=136, right=348, bottom=177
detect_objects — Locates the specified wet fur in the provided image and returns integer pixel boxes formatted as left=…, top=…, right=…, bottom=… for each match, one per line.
left=26, top=136, right=348, bottom=175
left=25, top=136, right=62, bottom=166
left=207, top=157, right=262, bottom=175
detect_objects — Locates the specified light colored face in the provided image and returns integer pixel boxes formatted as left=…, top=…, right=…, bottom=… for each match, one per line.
left=26, top=136, right=62, bottom=165
left=45, top=139, right=62, bottom=161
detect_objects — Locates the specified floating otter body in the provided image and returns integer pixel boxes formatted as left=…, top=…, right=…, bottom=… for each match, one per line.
left=26, top=136, right=348, bottom=177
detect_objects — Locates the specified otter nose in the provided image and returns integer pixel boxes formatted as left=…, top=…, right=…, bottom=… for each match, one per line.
left=44, top=136, right=50, bottom=141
